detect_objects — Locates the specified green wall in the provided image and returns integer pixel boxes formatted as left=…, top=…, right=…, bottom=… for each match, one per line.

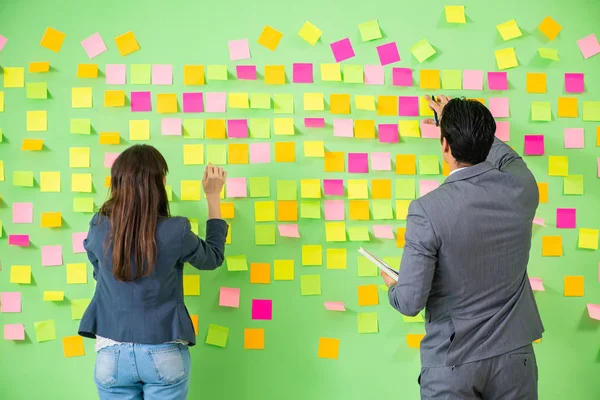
left=1, top=0, right=600, bottom=398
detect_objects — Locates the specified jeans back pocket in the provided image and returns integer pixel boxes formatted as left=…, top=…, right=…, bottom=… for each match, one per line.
left=95, top=348, right=119, bottom=389
left=146, top=345, right=188, bottom=385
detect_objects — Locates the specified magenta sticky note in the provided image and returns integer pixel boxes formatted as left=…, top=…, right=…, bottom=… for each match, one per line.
left=105, top=64, right=126, bottom=85
left=587, top=304, right=600, bottom=320
left=371, top=152, right=391, bottom=171
left=556, top=208, right=576, bottom=229
left=278, top=224, right=300, bottom=238
left=4, top=324, right=25, bottom=340
left=565, top=73, right=584, bottom=93
left=392, top=68, right=412, bottom=87
left=323, top=179, right=344, bottom=196
left=305, top=118, right=325, bottom=128
left=330, top=38, right=355, bottom=62
left=227, top=119, right=249, bottom=138
left=377, top=42, right=401, bottom=66
left=104, top=152, right=120, bottom=168
left=205, top=92, right=227, bottom=113
left=419, top=180, right=439, bottom=196
left=81, top=32, right=107, bottom=59
left=333, top=119, right=354, bottom=137
left=161, top=118, right=182, bottom=136
left=495, top=121, right=510, bottom=142
left=226, top=177, right=247, bottom=198
left=533, top=217, right=546, bottom=227
left=0, top=292, right=21, bottom=312
left=524, top=135, right=544, bottom=156
left=131, top=91, right=152, bottom=112
left=463, top=70, right=484, bottom=90
left=324, top=200, right=345, bottom=221
left=236, top=65, right=257, bottom=80
left=364, top=65, right=384, bottom=85
left=577, top=33, right=600, bottom=59
left=228, top=39, right=251, bottom=61
left=373, top=225, right=395, bottom=239
left=348, top=153, right=369, bottom=173
left=378, top=124, right=399, bottom=143
left=529, top=277, right=545, bottom=292
left=41, top=245, right=63, bottom=267
left=249, top=143, right=271, bottom=164
left=13, top=202, right=33, bottom=224
left=292, top=63, right=313, bottom=83
left=8, top=235, right=29, bottom=247
left=152, top=64, right=172, bottom=85
left=72, top=232, right=88, bottom=253
left=489, top=98, right=509, bottom=118
left=487, top=72, right=508, bottom=91
left=251, top=299, right=272, bottom=320
left=398, top=96, right=419, bottom=116
left=219, top=287, right=241, bottom=308
left=0, top=35, right=7, bottom=52
left=564, top=128, right=584, bottom=149
left=183, top=93, right=204, bottom=113
left=324, top=302, right=346, bottom=311
left=420, top=120, right=441, bottom=139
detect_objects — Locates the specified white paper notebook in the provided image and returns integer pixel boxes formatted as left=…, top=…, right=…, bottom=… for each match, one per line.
left=358, top=247, right=399, bottom=282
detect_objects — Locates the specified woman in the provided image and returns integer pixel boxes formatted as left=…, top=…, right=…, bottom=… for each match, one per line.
left=78, top=144, right=228, bottom=400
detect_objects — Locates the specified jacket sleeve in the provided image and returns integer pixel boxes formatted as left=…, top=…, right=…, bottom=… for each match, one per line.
left=388, top=200, right=438, bottom=316
left=180, top=218, right=228, bottom=270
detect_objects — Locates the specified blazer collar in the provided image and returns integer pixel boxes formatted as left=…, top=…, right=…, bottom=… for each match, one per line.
left=444, top=161, right=494, bottom=184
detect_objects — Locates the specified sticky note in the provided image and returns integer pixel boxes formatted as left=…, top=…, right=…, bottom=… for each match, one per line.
left=43, top=291, right=65, bottom=301
left=228, top=38, right=250, bottom=61
left=42, top=245, right=63, bottom=267
left=0, top=35, right=6, bottom=52
left=578, top=228, right=598, bottom=250
left=114, top=31, right=140, bottom=56
left=29, top=61, right=50, bottom=73
left=250, top=263, right=271, bottom=284
left=410, top=39, right=436, bottom=63
left=249, top=93, right=270, bottom=110
left=80, top=32, right=107, bottom=59
left=276, top=180, right=297, bottom=201
left=63, top=336, right=85, bottom=358
left=531, top=101, right=551, bottom=121
left=302, top=245, right=322, bottom=266
left=3, top=67, right=24, bottom=88
left=273, top=94, right=293, bottom=114
left=34, top=320, right=56, bottom=342
left=406, top=334, right=425, bottom=349
left=27, top=110, right=47, bottom=132
left=348, top=180, right=368, bottom=199
left=564, top=128, right=584, bottom=149
left=258, top=25, right=283, bottom=51
left=4, top=324, right=25, bottom=340
left=445, top=5, right=466, bottom=23
left=565, top=73, right=584, bottom=93
left=524, top=135, right=544, bottom=156
left=377, top=42, right=401, bottom=66
left=300, top=179, right=321, bottom=199
left=298, top=21, right=322, bottom=45
left=355, top=95, right=375, bottom=111
left=1, top=292, right=21, bottom=312
left=497, top=20, right=522, bottom=40
left=538, top=16, right=562, bottom=40
left=419, top=155, right=439, bottom=175
left=129, top=120, right=150, bottom=141
left=73, top=197, right=94, bottom=212
left=293, top=63, right=313, bottom=83
left=206, top=65, right=228, bottom=81
left=71, top=86, right=93, bottom=108
left=21, top=139, right=44, bottom=151
left=301, top=274, right=321, bottom=295
left=181, top=275, right=200, bottom=296
left=304, top=93, right=324, bottom=111
left=183, top=144, right=204, bottom=165
left=526, top=73, right=547, bottom=94
left=8, top=235, right=30, bottom=247
left=393, top=68, right=412, bottom=86
left=77, top=64, right=98, bottom=79
left=66, top=263, right=87, bottom=284
left=274, top=142, right=295, bottom=163
left=104, top=90, right=126, bottom=107
left=373, top=225, right=395, bottom=239
left=206, top=324, right=229, bottom=347
left=249, top=120, right=270, bottom=140
left=12, top=202, right=33, bottom=224
left=583, top=101, right=600, bottom=121
left=356, top=120, right=376, bottom=139
left=318, top=337, right=340, bottom=359
left=26, top=82, right=48, bottom=99
left=274, top=260, right=294, bottom=280
left=489, top=98, right=509, bottom=118
left=542, top=236, right=562, bottom=256
left=358, top=20, right=382, bottom=41
left=304, top=141, right=325, bottom=157
left=69, top=118, right=91, bottom=135
left=10, top=265, right=31, bottom=284
left=273, top=118, right=294, bottom=136
left=40, top=27, right=65, bottom=52
left=325, top=248, right=346, bottom=269
left=227, top=120, right=249, bottom=139
left=330, top=38, right=355, bottom=62
left=251, top=299, right=272, bottom=320
left=325, top=302, right=346, bottom=312
left=157, top=93, right=178, bottom=114
left=488, top=72, right=508, bottom=91
left=463, top=70, right=484, bottom=90
left=69, top=147, right=90, bottom=168
left=218, top=287, right=240, bottom=308
left=244, top=328, right=265, bottom=350
left=564, top=276, right=584, bottom=297
left=539, top=48, right=559, bottom=61
left=325, top=222, right=346, bottom=242
left=557, top=97, right=578, bottom=118
left=564, top=175, right=583, bottom=195
left=441, top=70, right=462, bottom=90
left=420, top=70, right=440, bottom=89
left=69, top=298, right=90, bottom=320
left=358, top=312, right=378, bottom=334
left=358, top=285, right=379, bottom=306
left=228, top=93, right=249, bottom=109
left=180, top=180, right=202, bottom=201
left=343, top=65, right=363, bottom=83
left=364, top=65, right=384, bottom=85
left=495, top=48, right=518, bottom=70
left=577, top=34, right=600, bottom=59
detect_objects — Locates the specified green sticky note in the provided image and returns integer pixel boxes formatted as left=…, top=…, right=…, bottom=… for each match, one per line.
left=13, top=171, right=34, bottom=187
left=250, top=93, right=271, bottom=109
left=188, top=218, right=199, bottom=235
left=70, top=118, right=91, bottom=135
left=301, top=274, right=321, bottom=296
left=357, top=312, right=379, bottom=333
left=34, top=320, right=56, bottom=342
left=249, top=177, right=270, bottom=198
left=419, top=155, right=440, bottom=175
left=410, top=39, right=436, bottom=63
left=206, top=145, right=227, bottom=165
left=358, top=256, right=378, bottom=277
left=249, top=118, right=271, bottom=139
left=441, top=70, right=462, bottom=90
left=382, top=257, right=401, bottom=270
left=300, top=200, right=321, bottom=219
left=165, top=184, right=173, bottom=201
left=73, top=197, right=94, bottom=213
left=583, top=101, right=600, bottom=122
left=403, top=313, right=425, bottom=323
left=348, top=226, right=370, bottom=242
left=207, top=65, right=228, bottom=81
left=277, top=180, right=297, bottom=200
left=0, top=128, right=3, bottom=142
left=26, top=82, right=48, bottom=99
left=372, top=200, right=393, bottom=220
left=531, top=101, right=551, bottom=121
left=130, top=64, right=151, bottom=85
left=226, top=255, right=248, bottom=271
left=0, top=220, right=3, bottom=237
left=538, top=48, right=559, bottom=61
left=564, top=175, right=583, bottom=195
left=395, top=179, right=416, bottom=199
left=71, top=299, right=91, bottom=320
left=206, top=324, right=229, bottom=347
left=183, top=119, right=204, bottom=138
left=358, top=20, right=382, bottom=42
left=255, top=225, right=276, bottom=245
left=343, top=65, right=364, bottom=83
left=273, top=94, right=294, bottom=114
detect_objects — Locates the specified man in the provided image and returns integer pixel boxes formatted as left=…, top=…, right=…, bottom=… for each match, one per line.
left=382, top=95, right=544, bottom=399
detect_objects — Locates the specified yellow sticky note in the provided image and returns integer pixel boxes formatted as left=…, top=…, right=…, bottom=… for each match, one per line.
left=228, top=93, right=249, bottom=109
left=396, top=154, right=417, bottom=174
left=300, top=179, right=321, bottom=198
left=274, top=142, right=295, bottom=163
left=406, top=334, right=425, bottom=349
left=558, top=97, right=578, bottom=118
left=302, top=245, right=322, bottom=266
left=331, top=94, right=351, bottom=114
left=538, top=16, right=562, bottom=41
left=254, top=201, right=275, bottom=222
left=29, top=61, right=51, bottom=73
left=71, top=173, right=92, bottom=193
left=526, top=73, right=547, bottom=94
left=0, top=92, right=3, bottom=112
left=183, top=275, right=200, bottom=296
left=206, top=119, right=226, bottom=139
left=184, top=65, right=205, bottom=85
left=21, top=139, right=44, bottom=151
left=258, top=25, right=283, bottom=51
left=67, top=263, right=87, bottom=284
left=377, top=96, right=397, bottom=116
left=348, top=179, right=368, bottom=199
left=273, top=118, right=294, bottom=135
left=114, top=31, right=140, bottom=56
left=298, top=21, right=322, bottom=45
left=228, top=143, right=249, bottom=164
left=578, top=228, right=599, bottom=250
left=325, top=222, right=347, bottom=242
left=77, top=64, right=99, bottom=78
left=265, top=65, right=286, bottom=84
left=304, top=93, right=324, bottom=111
left=157, top=94, right=178, bottom=114
left=10, top=265, right=32, bottom=284
left=495, top=48, right=518, bottom=70
left=321, top=64, right=341, bottom=81
left=564, top=276, right=584, bottom=297
left=104, top=90, right=126, bottom=107
left=318, top=337, right=340, bottom=359
left=542, top=236, right=562, bottom=256
left=548, top=156, right=568, bottom=176
left=355, top=95, right=375, bottom=111
left=445, top=5, right=466, bottom=24
left=0, top=160, right=4, bottom=181
left=358, top=284, right=379, bottom=306
left=44, top=291, right=65, bottom=301
left=399, top=120, right=421, bottom=138
left=70, top=147, right=90, bottom=168
left=326, top=248, right=347, bottom=270
left=304, top=141, right=325, bottom=157
left=420, top=70, right=441, bottom=89
left=27, top=110, right=48, bottom=132
left=274, top=260, right=294, bottom=280
left=355, top=120, right=375, bottom=139
left=63, top=336, right=85, bottom=358
left=99, top=132, right=120, bottom=145
left=4, top=67, right=25, bottom=88
left=41, top=212, right=62, bottom=228
left=419, top=96, right=434, bottom=117
left=40, top=171, right=61, bottom=192
left=181, top=180, right=202, bottom=201
left=72, top=87, right=93, bottom=108
left=183, top=144, right=204, bottom=165
left=396, top=200, right=411, bottom=220
left=130, top=120, right=150, bottom=141
left=40, top=27, right=66, bottom=52
left=497, top=20, right=522, bottom=41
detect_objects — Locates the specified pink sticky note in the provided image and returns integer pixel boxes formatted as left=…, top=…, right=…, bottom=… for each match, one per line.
left=489, top=98, right=509, bottom=118
left=392, top=68, right=412, bottom=87
left=323, top=180, right=344, bottom=196
left=564, top=128, right=584, bottom=149
left=463, top=70, right=484, bottom=90
left=292, top=63, right=313, bottom=83
left=183, top=93, right=204, bottom=113
left=420, top=120, right=441, bottom=139
left=205, top=92, right=227, bottom=113
left=131, top=91, right=152, bottom=112
left=251, top=299, right=272, bottom=320
left=488, top=72, right=508, bottom=91
left=533, top=217, right=546, bottom=227
left=228, top=39, right=251, bottom=61
left=13, top=203, right=33, bottom=224
left=399, top=96, right=419, bottom=116
left=305, top=118, right=325, bottom=128
left=556, top=208, right=576, bottom=229
left=161, top=118, right=182, bottom=136
left=0, top=35, right=7, bottom=52
left=8, top=235, right=29, bottom=247
left=364, top=65, right=384, bottom=85
left=495, top=121, right=510, bottom=141
left=419, top=180, right=439, bottom=196
left=373, top=225, right=395, bottom=239
left=152, top=64, right=173, bottom=85
left=1, top=292, right=21, bottom=312
left=333, top=119, right=353, bottom=137
left=227, top=119, right=249, bottom=138
left=226, top=177, right=247, bottom=198
left=524, top=135, right=544, bottom=156
left=104, top=152, right=120, bottom=168
left=324, top=200, right=345, bottom=221
left=371, top=152, right=391, bottom=171
left=565, top=73, right=584, bottom=93
left=41, top=245, right=63, bottom=267
left=348, top=153, right=369, bottom=173
left=377, top=42, right=401, bottom=66
left=378, top=124, right=399, bottom=143
left=81, top=32, right=107, bottom=59
left=249, top=143, right=271, bottom=164
left=4, top=324, right=25, bottom=340
left=577, top=34, right=600, bottom=59
left=106, top=64, right=126, bottom=85
left=324, top=302, right=346, bottom=311
left=219, top=287, right=241, bottom=308
left=72, top=232, right=88, bottom=253
left=529, top=277, right=545, bottom=291
left=278, top=224, right=300, bottom=238
left=330, top=38, right=355, bottom=62
left=236, top=65, right=257, bottom=80
left=587, top=304, right=600, bottom=320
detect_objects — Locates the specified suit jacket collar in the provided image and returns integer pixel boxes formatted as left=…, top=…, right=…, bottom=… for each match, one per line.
left=444, top=161, right=494, bottom=184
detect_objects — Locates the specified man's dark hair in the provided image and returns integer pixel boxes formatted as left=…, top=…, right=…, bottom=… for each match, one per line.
left=440, top=98, right=496, bottom=165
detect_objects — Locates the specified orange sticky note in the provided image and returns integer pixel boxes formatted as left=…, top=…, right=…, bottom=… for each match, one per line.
left=41, top=212, right=62, bottom=228
left=21, top=139, right=44, bottom=151
left=396, top=227, right=406, bottom=248
left=104, top=90, right=126, bottom=107
left=526, top=73, right=547, bottom=94
left=324, top=152, right=345, bottom=172
left=258, top=26, right=283, bottom=51
left=564, top=276, right=584, bottom=297
left=114, top=31, right=140, bottom=56
left=354, top=120, right=375, bottom=138
left=250, top=263, right=270, bottom=284
left=62, top=336, right=85, bottom=358
left=377, top=96, right=397, bottom=116
left=542, top=236, right=562, bottom=256
left=537, top=183, right=548, bottom=203
left=99, top=132, right=120, bottom=145
left=206, top=119, right=226, bottom=139
left=77, top=64, right=98, bottom=79
left=157, top=94, right=178, bottom=114
left=349, top=200, right=370, bottom=221
left=330, top=94, right=351, bottom=114
left=406, top=334, right=425, bottom=349
left=372, top=179, right=392, bottom=199
left=29, top=62, right=50, bottom=73
left=265, top=65, right=285, bottom=84
left=557, top=97, right=578, bottom=118
left=190, top=315, right=199, bottom=335
left=277, top=201, right=298, bottom=221
left=538, top=16, right=562, bottom=41
left=396, top=154, right=417, bottom=175
left=184, top=65, right=205, bottom=85
left=357, top=285, right=379, bottom=306
left=318, top=337, right=340, bottom=359
left=420, top=70, right=441, bottom=89
left=442, top=161, right=450, bottom=176
left=105, top=176, right=111, bottom=187
left=228, top=144, right=249, bottom=164
left=244, top=328, right=265, bottom=350
left=40, top=27, right=66, bottom=52
left=596, top=127, right=600, bottom=147
left=274, top=142, right=295, bottom=163
left=220, top=203, right=235, bottom=219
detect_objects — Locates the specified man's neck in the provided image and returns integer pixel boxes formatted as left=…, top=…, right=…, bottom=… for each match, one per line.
left=448, top=162, right=472, bottom=174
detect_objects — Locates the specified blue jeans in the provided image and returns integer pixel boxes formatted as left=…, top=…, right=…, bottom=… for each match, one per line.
left=95, top=343, right=191, bottom=400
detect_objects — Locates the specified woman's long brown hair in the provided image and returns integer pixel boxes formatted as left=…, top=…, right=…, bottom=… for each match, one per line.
left=99, top=145, right=170, bottom=281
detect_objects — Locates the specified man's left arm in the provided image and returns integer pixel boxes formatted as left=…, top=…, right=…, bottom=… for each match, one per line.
left=388, top=200, right=438, bottom=316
